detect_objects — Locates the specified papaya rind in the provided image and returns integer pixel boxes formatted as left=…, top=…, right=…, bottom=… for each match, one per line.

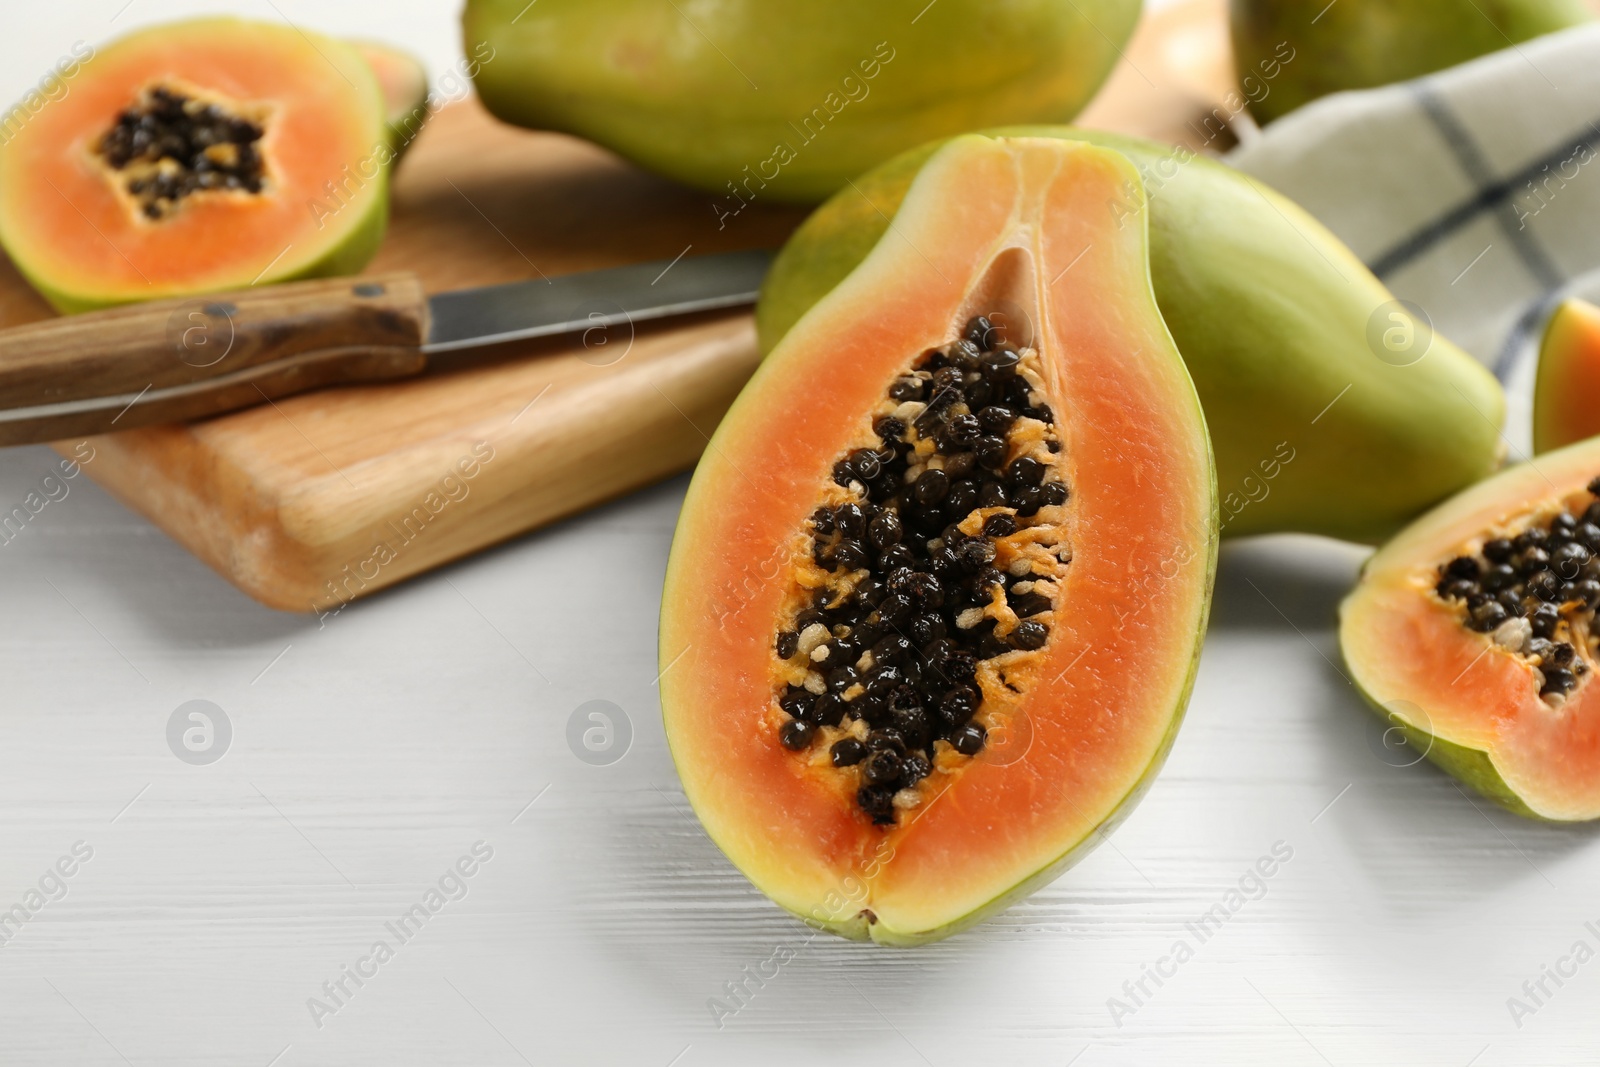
left=756, top=125, right=1506, bottom=544
left=1346, top=674, right=1544, bottom=821
left=16, top=183, right=389, bottom=317
left=662, top=135, right=1218, bottom=945
left=461, top=0, right=1141, bottom=203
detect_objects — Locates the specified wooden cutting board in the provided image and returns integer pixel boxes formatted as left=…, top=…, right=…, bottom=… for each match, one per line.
left=4, top=0, right=1235, bottom=613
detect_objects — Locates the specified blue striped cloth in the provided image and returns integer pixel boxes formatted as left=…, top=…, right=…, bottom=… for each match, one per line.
left=1227, top=24, right=1600, bottom=435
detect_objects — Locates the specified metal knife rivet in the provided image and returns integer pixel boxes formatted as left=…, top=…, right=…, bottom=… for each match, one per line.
left=353, top=284, right=386, bottom=298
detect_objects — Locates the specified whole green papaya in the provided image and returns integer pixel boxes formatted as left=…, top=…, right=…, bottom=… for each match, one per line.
left=1232, top=0, right=1591, bottom=124
left=756, top=128, right=1506, bottom=544
left=461, top=0, right=1141, bottom=203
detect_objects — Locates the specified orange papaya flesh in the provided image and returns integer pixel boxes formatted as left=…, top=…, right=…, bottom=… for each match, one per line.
left=1342, top=436, right=1600, bottom=820
left=660, top=135, right=1216, bottom=944
left=1534, top=297, right=1600, bottom=454
left=0, top=17, right=389, bottom=313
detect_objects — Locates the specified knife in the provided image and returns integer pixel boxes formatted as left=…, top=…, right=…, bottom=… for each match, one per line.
left=0, top=247, right=774, bottom=447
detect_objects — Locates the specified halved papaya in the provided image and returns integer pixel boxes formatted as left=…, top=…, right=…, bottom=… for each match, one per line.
left=0, top=17, right=389, bottom=313
left=1342, top=436, right=1600, bottom=820
left=1533, top=297, right=1600, bottom=454
left=661, top=135, right=1216, bottom=944
left=353, top=40, right=430, bottom=161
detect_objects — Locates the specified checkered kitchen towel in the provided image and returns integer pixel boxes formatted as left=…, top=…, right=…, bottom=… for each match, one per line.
left=1227, top=23, right=1600, bottom=400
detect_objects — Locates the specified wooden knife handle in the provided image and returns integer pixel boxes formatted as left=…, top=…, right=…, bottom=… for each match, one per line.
left=0, top=272, right=430, bottom=446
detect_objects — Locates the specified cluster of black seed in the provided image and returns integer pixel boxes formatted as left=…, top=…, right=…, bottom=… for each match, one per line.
left=97, top=86, right=265, bottom=219
left=773, top=315, right=1068, bottom=825
left=1436, top=475, right=1600, bottom=699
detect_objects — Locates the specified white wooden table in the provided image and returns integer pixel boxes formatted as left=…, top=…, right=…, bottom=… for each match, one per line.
left=4, top=4, right=1599, bottom=1066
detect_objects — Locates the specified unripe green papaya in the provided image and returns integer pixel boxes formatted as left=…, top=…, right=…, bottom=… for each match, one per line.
left=460, top=0, right=1141, bottom=202
left=1231, top=0, right=1592, bottom=124
left=756, top=128, right=1506, bottom=543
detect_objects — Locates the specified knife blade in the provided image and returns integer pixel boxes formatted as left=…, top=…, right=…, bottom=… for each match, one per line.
left=0, top=247, right=774, bottom=447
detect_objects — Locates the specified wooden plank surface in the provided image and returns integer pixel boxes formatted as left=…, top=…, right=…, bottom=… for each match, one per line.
left=3, top=0, right=1236, bottom=612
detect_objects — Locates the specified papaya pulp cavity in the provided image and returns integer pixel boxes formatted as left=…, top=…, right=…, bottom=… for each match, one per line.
left=1432, top=476, right=1600, bottom=704
left=94, top=84, right=269, bottom=220
left=773, top=311, right=1070, bottom=825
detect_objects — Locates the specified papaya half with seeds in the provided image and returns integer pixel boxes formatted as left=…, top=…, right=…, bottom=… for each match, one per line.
left=661, top=134, right=1215, bottom=945
left=1342, top=437, right=1600, bottom=820
left=756, top=127, right=1506, bottom=544
left=1534, top=297, right=1600, bottom=454
left=461, top=0, right=1141, bottom=203
left=1231, top=0, right=1592, bottom=125
left=0, top=17, right=390, bottom=313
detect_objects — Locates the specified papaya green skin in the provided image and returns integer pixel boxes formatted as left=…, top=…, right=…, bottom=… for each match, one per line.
left=461, top=0, right=1141, bottom=203
left=15, top=186, right=389, bottom=316
left=756, top=127, right=1507, bottom=544
left=1231, top=0, right=1592, bottom=124
left=1350, top=676, right=1542, bottom=820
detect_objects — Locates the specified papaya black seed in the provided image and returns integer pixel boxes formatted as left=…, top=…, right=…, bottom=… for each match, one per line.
left=1011, top=620, right=1049, bottom=651
left=1542, top=667, right=1576, bottom=696
left=982, top=512, right=1017, bottom=538
left=770, top=319, right=1069, bottom=823
left=864, top=750, right=903, bottom=784
left=879, top=544, right=916, bottom=572
left=1528, top=571, right=1562, bottom=602
left=1481, top=563, right=1518, bottom=592
left=831, top=738, right=866, bottom=767
left=945, top=451, right=978, bottom=480
left=964, top=315, right=997, bottom=349
left=974, top=435, right=1008, bottom=469
left=1517, top=547, right=1551, bottom=576
left=915, top=468, right=950, bottom=506
left=813, top=693, right=847, bottom=727
left=1468, top=600, right=1509, bottom=632
left=944, top=482, right=980, bottom=519
left=1007, top=456, right=1045, bottom=489
left=1481, top=538, right=1514, bottom=562
left=979, top=482, right=1010, bottom=509
left=1531, top=603, right=1560, bottom=637
left=1514, top=527, right=1550, bottom=552
left=858, top=785, right=897, bottom=825
left=833, top=541, right=869, bottom=571
left=982, top=348, right=1021, bottom=372
left=868, top=512, right=903, bottom=549
left=779, top=719, right=816, bottom=750
left=951, top=722, right=987, bottom=756
left=1444, top=556, right=1480, bottom=580
left=1552, top=542, right=1591, bottom=579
